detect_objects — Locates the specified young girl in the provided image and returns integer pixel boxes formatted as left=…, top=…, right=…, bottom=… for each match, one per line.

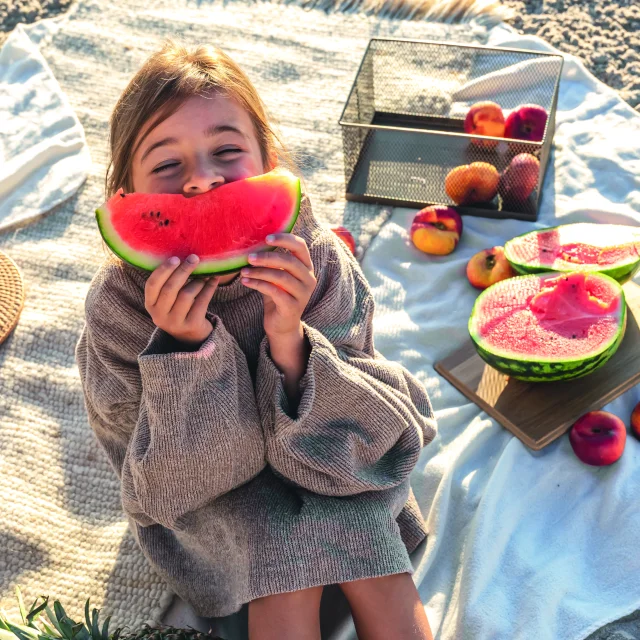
left=76, top=39, right=437, bottom=640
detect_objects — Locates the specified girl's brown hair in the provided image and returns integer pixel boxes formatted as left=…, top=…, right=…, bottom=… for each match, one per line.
left=104, top=38, right=300, bottom=198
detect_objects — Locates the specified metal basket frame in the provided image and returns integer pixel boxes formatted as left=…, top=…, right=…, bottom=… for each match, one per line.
left=339, top=37, right=564, bottom=221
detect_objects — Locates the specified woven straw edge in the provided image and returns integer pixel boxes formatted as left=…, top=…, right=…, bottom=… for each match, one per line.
left=0, top=250, right=26, bottom=346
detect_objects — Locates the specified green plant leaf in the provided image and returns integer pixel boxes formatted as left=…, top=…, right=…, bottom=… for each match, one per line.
left=100, top=617, right=110, bottom=640
left=39, top=620, right=60, bottom=638
left=44, top=607, right=63, bottom=636
left=0, top=629, right=19, bottom=640
left=15, top=588, right=27, bottom=626
left=4, top=621, right=39, bottom=639
left=90, top=611, right=99, bottom=640
left=26, top=599, right=49, bottom=626
left=83, top=602, right=90, bottom=637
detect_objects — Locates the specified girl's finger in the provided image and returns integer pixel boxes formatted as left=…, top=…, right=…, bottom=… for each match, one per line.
left=240, top=267, right=305, bottom=299
left=146, top=255, right=183, bottom=308
left=247, top=250, right=313, bottom=285
left=264, top=234, right=313, bottom=272
left=167, top=277, right=209, bottom=320
left=242, top=276, right=296, bottom=307
left=154, top=255, right=202, bottom=313
left=186, top=276, right=221, bottom=322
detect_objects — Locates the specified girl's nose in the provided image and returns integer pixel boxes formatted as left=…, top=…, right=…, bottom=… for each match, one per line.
left=183, top=167, right=224, bottom=196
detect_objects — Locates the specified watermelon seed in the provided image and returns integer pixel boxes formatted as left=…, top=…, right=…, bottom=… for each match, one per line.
left=120, top=193, right=126, bottom=198
left=572, top=334, right=576, bottom=338
left=164, top=220, right=170, bottom=226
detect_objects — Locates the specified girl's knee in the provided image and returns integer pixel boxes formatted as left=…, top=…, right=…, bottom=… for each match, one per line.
left=248, top=585, right=324, bottom=640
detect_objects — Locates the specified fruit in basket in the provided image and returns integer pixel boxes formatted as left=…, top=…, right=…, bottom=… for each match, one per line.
left=444, top=162, right=500, bottom=205
left=504, top=223, right=640, bottom=284
left=630, top=402, right=640, bottom=440
left=498, top=153, right=540, bottom=206
left=464, top=101, right=506, bottom=147
left=468, top=271, right=627, bottom=382
left=330, top=225, right=357, bottom=255
left=504, top=104, right=548, bottom=142
left=410, top=206, right=463, bottom=256
left=95, top=167, right=301, bottom=274
left=569, top=411, right=627, bottom=466
left=466, top=246, right=516, bottom=290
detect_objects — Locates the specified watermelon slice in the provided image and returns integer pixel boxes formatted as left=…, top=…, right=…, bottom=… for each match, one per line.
left=469, top=271, right=627, bottom=382
left=95, top=167, right=302, bottom=275
left=504, top=223, right=640, bottom=284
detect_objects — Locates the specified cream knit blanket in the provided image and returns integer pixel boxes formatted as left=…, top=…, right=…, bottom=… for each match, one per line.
left=0, top=0, right=492, bottom=630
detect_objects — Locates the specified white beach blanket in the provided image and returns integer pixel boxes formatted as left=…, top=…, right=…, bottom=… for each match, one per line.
left=0, top=24, right=90, bottom=232
left=359, top=22, right=640, bottom=640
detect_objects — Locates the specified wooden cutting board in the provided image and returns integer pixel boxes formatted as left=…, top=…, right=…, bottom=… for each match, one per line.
left=434, top=280, right=640, bottom=450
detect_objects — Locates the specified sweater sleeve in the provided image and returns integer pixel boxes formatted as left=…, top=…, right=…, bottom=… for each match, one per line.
left=75, top=261, right=266, bottom=531
left=255, top=230, right=437, bottom=497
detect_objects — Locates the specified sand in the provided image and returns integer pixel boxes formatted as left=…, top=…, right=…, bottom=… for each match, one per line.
left=1, top=0, right=639, bottom=110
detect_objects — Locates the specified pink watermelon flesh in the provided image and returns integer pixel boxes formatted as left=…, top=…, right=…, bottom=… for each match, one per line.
left=96, top=167, right=301, bottom=274
left=473, top=272, right=623, bottom=360
left=505, top=223, right=640, bottom=279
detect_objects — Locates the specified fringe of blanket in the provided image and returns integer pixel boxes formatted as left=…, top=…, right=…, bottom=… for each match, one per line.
left=276, top=0, right=513, bottom=25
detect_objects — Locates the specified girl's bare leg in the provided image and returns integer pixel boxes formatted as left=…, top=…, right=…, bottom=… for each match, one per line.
left=339, top=573, right=434, bottom=640
left=248, top=585, right=324, bottom=640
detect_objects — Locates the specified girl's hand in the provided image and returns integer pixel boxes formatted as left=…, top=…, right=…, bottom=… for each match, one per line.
left=241, top=234, right=317, bottom=340
left=145, top=254, right=220, bottom=348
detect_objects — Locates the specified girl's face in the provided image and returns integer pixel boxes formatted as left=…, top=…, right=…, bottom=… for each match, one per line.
left=131, top=93, right=271, bottom=284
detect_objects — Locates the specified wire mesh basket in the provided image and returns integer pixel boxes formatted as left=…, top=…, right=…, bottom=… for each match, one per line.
left=339, top=38, right=564, bottom=221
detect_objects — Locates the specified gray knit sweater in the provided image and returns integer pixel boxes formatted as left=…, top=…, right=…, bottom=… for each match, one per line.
left=75, top=193, right=437, bottom=618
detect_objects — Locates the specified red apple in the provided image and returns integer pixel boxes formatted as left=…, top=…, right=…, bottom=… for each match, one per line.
left=466, top=246, right=516, bottom=290
left=504, top=104, right=548, bottom=142
left=464, top=101, right=506, bottom=148
left=630, top=401, right=640, bottom=440
left=410, top=206, right=463, bottom=256
left=330, top=225, right=356, bottom=255
left=569, top=411, right=626, bottom=466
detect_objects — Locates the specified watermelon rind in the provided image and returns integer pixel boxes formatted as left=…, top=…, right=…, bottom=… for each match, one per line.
left=95, top=171, right=302, bottom=275
left=504, top=223, right=640, bottom=284
left=468, top=272, right=627, bottom=383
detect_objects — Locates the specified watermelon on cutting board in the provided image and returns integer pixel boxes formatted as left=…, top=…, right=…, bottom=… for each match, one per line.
left=469, top=271, right=627, bottom=382
left=504, top=222, right=640, bottom=284
left=95, top=167, right=302, bottom=275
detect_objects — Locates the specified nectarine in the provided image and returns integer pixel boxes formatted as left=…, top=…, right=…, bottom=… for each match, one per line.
left=411, top=206, right=463, bottom=256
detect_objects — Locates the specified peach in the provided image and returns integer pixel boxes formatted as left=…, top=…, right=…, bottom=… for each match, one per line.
left=569, top=411, right=626, bottom=466
left=466, top=246, right=516, bottom=290
left=464, top=101, right=505, bottom=148
left=445, top=162, right=500, bottom=205
left=498, top=153, right=540, bottom=206
left=630, top=401, right=640, bottom=440
left=330, top=225, right=356, bottom=255
left=411, top=206, right=463, bottom=256
left=504, top=104, right=548, bottom=142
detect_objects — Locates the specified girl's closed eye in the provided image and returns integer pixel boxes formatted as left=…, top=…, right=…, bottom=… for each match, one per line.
left=152, top=148, right=242, bottom=174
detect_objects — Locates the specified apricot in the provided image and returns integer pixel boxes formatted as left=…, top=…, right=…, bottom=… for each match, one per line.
left=445, top=162, right=500, bottom=205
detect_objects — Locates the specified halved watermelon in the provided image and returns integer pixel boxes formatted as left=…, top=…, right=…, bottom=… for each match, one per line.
left=96, top=167, right=302, bottom=275
left=504, top=223, right=640, bottom=284
left=469, top=271, right=627, bottom=382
